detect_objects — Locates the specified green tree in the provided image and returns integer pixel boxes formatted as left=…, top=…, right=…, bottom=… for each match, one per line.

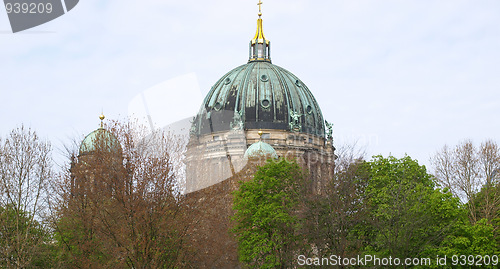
left=362, top=156, right=464, bottom=267
left=232, top=159, right=305, bottom=269
left=0, top=204, right=54, bottom=268
left=429, top=218, right=499, bottom=269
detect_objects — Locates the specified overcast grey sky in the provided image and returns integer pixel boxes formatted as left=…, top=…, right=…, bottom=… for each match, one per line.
left=1, top=0, right=499, bottom=168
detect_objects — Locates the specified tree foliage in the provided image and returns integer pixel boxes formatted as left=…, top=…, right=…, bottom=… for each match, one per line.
left=426, top=218, right=500, bottom=269
left=0, top=204, right=54, bottom=268
left=232, top=159, right=305, bottom=269
left=360, top=156, right=465, bottom=265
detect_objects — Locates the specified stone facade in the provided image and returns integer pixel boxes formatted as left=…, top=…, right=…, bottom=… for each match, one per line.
left=185, top=129, right=335, bottom=194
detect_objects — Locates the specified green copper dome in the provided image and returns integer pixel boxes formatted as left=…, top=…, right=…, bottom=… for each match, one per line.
left=244, top=140, right=278, bottom=159
left=79, top=127, right=121, bottom=156
left=191, top=61, right=325, bottom=137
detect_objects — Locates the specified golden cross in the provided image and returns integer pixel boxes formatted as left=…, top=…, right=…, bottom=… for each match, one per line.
left=257, top=0, right=263, bottom=17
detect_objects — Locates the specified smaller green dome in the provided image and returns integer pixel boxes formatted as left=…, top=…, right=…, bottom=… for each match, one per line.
left=79, top=127, right=121, bottom=156
left=244, top=141, right=278, bottom=159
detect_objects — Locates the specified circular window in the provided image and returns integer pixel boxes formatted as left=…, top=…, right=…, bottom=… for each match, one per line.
left=214, top=102, right=222, bottom=111
left=261, top=99, right=271, bottom=108
left=260, top=74, right=269, bottom=82
left=306, top=105, right=313, bottom=114
left=295, top=80, right=301, bottom=87
left=224, top=77, right=231, bottom=85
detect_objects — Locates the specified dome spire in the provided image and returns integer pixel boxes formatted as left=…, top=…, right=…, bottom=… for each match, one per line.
left=99, top=113, right=105, bottom=129
left=249, top=0, right=271, bottom=63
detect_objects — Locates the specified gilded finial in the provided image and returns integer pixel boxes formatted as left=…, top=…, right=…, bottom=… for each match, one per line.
left=257, top=0, right=263, bottom=17
left=251, top=0, right=269, bottom=46
left=258, top=130, right=263, bottom=140
left=99, top=113, right=105, bottom=128
left=249, top=0, right=271, bottom=62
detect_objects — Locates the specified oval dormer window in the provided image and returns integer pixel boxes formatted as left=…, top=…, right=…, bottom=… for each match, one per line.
left=261, top=99, right=271, bottom=108
left=306, top=105, right=313, bottom=114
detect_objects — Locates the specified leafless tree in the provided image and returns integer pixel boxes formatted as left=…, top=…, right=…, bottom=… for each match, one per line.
left=431, top=139, right=500, bottom=223
left=0, top=126, right=52, bottom=268
left=50, top=121, right=192, bottom=268
left=431, top=144, right=455, bottom=194
left=478, top=140, right=500, bottom=222
left=333, top=142, right=366, bottom=174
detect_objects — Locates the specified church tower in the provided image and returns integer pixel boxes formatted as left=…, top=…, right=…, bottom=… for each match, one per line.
left=70, top=114, right=124, bottom=198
